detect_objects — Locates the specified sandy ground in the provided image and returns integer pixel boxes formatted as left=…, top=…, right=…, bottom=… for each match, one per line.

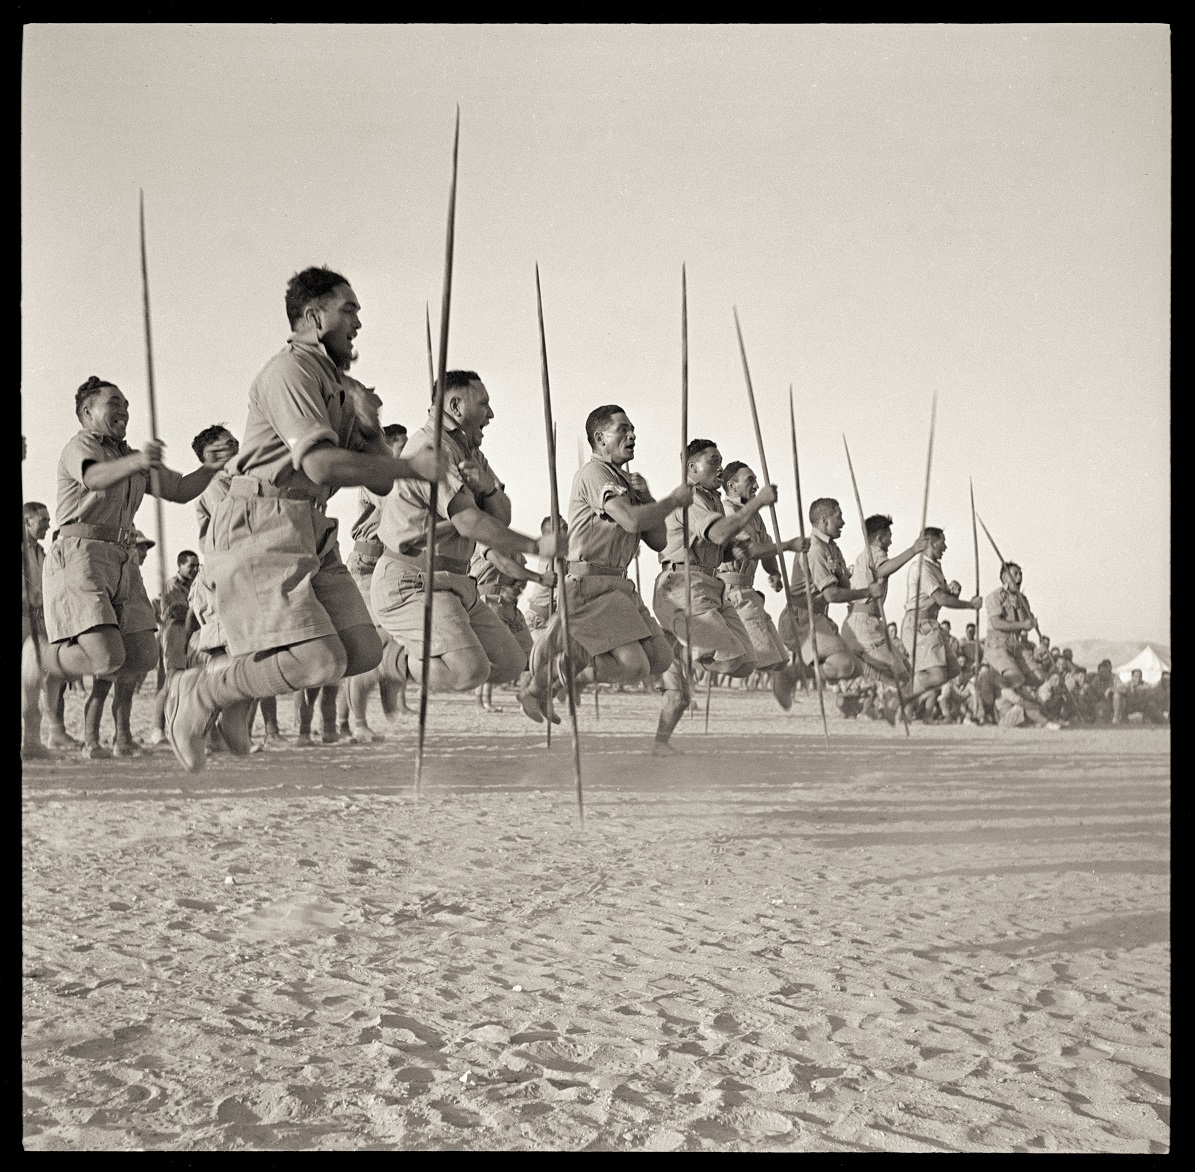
left=23, top=687, right=1170, bottom=1152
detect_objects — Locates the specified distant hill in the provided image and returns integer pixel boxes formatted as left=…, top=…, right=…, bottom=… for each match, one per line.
left=1055, top=639, right=1171, bottom=671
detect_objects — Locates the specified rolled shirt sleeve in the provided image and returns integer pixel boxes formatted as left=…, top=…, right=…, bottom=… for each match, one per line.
left=807, top=539, right=841, bottom=594
left=256, top=358, right=339, bottom=471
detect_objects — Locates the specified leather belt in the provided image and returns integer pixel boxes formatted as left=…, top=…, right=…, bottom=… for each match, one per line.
left=227, top=476, right=315, bottom=501
left=718, top=571, right=754, bottom=587
left=380, top=546, right=471, bottom=576
left=662, top=560, right=718, bottom=576
left=353, top=538, right=384, bottom=557
left=56, top=522, right=136, bottom=545
left=567, top=561, right=626, bottom=578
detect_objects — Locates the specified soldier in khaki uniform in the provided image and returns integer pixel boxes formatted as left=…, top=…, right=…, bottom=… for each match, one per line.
left=336, top=422, right=417, bottom=742
left=518, top=405, right=692, bottom=750
left=841, top=512, right=929, bottom=689
left=470, top=543, right=552, bottom=711
left=21, top=500, right=69, bottom=757
left=982, top=561, right=1041, bottom=690
left=521, top=516, right=559, bottom=645
left=371, top=370, right=557, bottom=699
left=163, top=267, right=444, bottom=772
left=717, top=461, right=808, bottom=711
left=147, top=550, right=200, bottom=745
left=781, top=498, right=883, bottom=683
left=901, top=528, right=983, bottom=717
left=24, top=376, right=236, bottom=760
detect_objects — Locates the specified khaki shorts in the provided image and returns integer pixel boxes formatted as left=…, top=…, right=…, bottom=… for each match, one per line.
left=654, top=569, right=756, bottom=668
left=901, top=614, right=956, bottom=676
left=481, top=594, right=534, bottom=658
left=189, top=568, right=226, bottom=654
left=558, top=573, right=660, bottom=656
left=843, top=608, right=909, bottom=682
left=43, top=536, right=157, bottom=644
left=205, top=493, right=371, bottom=657
left=984, top=642, right=1039, bottom=684
left=160, top=621, right=189, bottom=672
left=778, top=606, right=847, bottom=666
left=724, top=584, right=787, bottom=669
left=371, top=557, right=525, bottom=669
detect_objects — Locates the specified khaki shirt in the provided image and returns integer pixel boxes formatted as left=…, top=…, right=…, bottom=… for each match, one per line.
left=660, top=484, right=725, bottom=573
left=471, top=545, right=526, bottom=595
left=791, top=528, right=849, bottom=614
left=56, top=429, right=186, bottom=531
left=231, top=336, right=370, bottom=506
left=717, top=500, right=768, bottom=583
left=567, top=458, right=648, bottom=574
left=350, top=486, right=388, bottom=543
left=904, top=556, right=948, bottom=621
left=376, top=413, right=501, bottom=568
left=22, top=537, right=45, bottom=612
left=847, top=545, right=888, bottom=613
left=156, top=573, right=192, bottom=627
left=195, top=470, right=233, bottom=551
left=984, top=587, right=1032, bottom=651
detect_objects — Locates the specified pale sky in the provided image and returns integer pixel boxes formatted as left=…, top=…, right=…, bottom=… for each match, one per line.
left=22, top=24, right=1170, bottom=645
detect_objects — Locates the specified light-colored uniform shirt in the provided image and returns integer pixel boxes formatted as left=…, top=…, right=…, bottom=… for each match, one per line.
left=660, top=484, right=726, bottom=573
left=156, top=573, right=192, bottom=627
left=905, top=557, right=949, bottom=622
left=847, top=545, right=888, bottom=613
left=56, top=429, right=186, bottom=531
left=23, top=537, right=45, bottom=612
left=376, top=414, right=502, bottom=569
left=230, top=336, right=370, bottom=505
left=523, top=555, right=553, bottom=612
left=984, top=587, right=1033, bottom=651
left=350, top=487, right=388, bottom=544
left=195, top=470, right=233, bottom=551
left=792, top=528, right=850, bottom=615
left=567, top=458, right=647, bottom=574
left=717, top=500, right=769, bottom=584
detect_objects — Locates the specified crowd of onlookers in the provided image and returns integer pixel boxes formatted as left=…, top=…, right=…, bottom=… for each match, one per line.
left=702, top=623, right=1170, bottom=728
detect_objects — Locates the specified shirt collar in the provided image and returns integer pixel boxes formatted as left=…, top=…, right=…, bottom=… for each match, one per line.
left=287, top=332, right=340, bottom=370
left=812, top=527, right=832, bottom=544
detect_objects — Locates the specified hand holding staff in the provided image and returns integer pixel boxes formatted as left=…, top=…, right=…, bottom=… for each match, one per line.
left=908, top=391, right=938, bottom=686
left=138, top=191, right=169, bottom=607
left=535, top=266, right=583, bottom=824
left=843, top=435, right=911, bottom=736
left=970, top=478, right=982, bottom=673
left=414, top=109, right=460, bottom=796
left=787, top=387, right=831, bottom=745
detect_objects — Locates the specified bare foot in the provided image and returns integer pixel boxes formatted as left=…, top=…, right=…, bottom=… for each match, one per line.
left=81, top=742, right=111, bottom=760
left=651, top=740, right=684, bottom=757
left=352, top=726, right=385, bottom=744
left=112, top=740, right=142, bottom=759
left=46, top=729, right=82, bottom=749
left=294, top=732, right=314, bottom=747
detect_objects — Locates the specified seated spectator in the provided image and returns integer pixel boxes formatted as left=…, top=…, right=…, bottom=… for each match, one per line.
left=1115, top=668, right=1163, bottom=724
left=1084, top=659, right=1118, bottom=724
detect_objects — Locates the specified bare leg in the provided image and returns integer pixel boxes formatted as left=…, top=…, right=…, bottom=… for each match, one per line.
left=319, top=684, right=339, bottom=743
left=21, top=638, right=56, bottom=757
left=43, top=677, right=79, bottom=748
left=652, top=645, right=691, bottom=756
left=83, top=677, right=113, bottom=759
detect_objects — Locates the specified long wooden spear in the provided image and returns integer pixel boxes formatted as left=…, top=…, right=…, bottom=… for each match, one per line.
left=536, top=266, right=583, bottom=824
left=425, top=305, right=435, bottom=397
left=681, top=266, right=696, bottom=727
left=545, top=423, right=559, bottom=748
left=732, top=310, right=828, bottom=747
left=787, top=387, right=831, bottom=745
left=970, top=478, right=982, bottom=673
left=976, top=511, right=1042, bottom=640
left=843, top=435, right=911, bottom=736
left=908, top=391, right=938, bottom=687
left=138, top=191, right=168, bottom=607
left=414, top=108, right=460, bottom=796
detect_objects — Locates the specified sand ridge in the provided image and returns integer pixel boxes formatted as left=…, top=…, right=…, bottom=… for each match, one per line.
left=23, top=690, right=1170, bottom=1151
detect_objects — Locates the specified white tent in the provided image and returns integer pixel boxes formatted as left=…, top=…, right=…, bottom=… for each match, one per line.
left=1116, top=645, right=1171, bottom=685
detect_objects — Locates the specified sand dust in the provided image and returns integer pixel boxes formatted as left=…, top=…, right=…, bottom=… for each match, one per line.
left=23, top=688, right=1169, bottom=1151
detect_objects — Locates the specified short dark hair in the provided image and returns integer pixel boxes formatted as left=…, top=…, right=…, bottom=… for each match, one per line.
left=865, top=513, right=893, bottom=537
left=285, top=266, right=350, bottom=329
left=721, top=460, right=751, bottom=486
left=810, top=498, right=838, bottom=526
left=940, top=620, right=952, bottom=629
left=24, top=501, right=48, bottom=517
left=1099, top=658, right=1112, bottom=669
left=1001, top=561, right=1021, bottom=577
left=923, top=526, right=944, bottom=541
left=1062, top=648, right=1073, bottom=658
left=585, top=404, right=627, bottom=448
left=382, top=423, right=407, bottom=441
left=177, top=550, right=199, bottom=565
left=686, top=438, right=717, bottom=460
left=75, top=375, right=117, bottom=416
left=191, top=423, right=234, bottom=461
left=433, top=370, right=481, bottom=401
